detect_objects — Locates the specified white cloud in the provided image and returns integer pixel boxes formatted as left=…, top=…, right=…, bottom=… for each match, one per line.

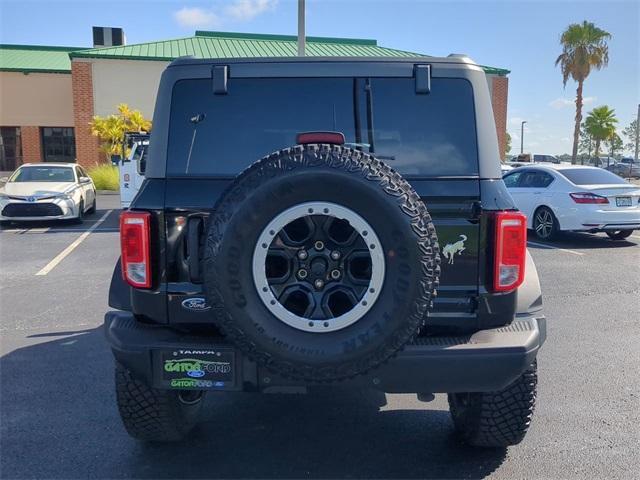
left=174, top=1, right=277, bottom=29
left=174, top=7, right=221, bottom=28
left=225, top=0, right=278, bottom=21
left=549, top=96, right=596, bottom=109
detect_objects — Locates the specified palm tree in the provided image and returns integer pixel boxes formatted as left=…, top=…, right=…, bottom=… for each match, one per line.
left=555, top=21, right=611, bottom=164
left=584, top=106, right=618, bottom=158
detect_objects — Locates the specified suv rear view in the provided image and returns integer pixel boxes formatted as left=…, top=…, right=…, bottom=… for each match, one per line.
left=106, top=57, right=545, bottom=447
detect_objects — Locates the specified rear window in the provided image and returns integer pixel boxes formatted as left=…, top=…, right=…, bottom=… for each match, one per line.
left=559, top=168, right=628, bottom=185
left=167, top=77, right=478, bottom=177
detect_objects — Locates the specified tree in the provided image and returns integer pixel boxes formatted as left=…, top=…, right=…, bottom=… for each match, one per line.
left=555, top=21, right=611, bottom=164
left=584, top=105, right=618, bottom=158
left=606, top=132, right=623, bottom=158
left=505, top=132, right=512, bottom=158
left=578, top=123, right=593, bottom=158
left=622, top=119, right=638, bottom=156
left=90, top=104, right=152, bottom=161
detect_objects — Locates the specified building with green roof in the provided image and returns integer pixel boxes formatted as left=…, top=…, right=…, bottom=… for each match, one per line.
left=0, top=29, right=510, bottom=170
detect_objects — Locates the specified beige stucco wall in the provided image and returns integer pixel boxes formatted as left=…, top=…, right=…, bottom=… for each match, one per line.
left=91, top=59, right=169, bottom=118
left=0, top=71, right=74, bottom=126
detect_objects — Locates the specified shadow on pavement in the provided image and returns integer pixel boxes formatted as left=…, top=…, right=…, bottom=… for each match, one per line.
left=1, top=328, right=506, bottom=479
left=528, top=231, right=638, bottom=250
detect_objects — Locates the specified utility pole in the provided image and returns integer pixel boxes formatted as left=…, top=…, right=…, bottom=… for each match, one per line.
left=297, top=0, right=305, bottom=57
left=635, top=103, right=639, bottom=162
left=520, top=120, right=527, bottom=154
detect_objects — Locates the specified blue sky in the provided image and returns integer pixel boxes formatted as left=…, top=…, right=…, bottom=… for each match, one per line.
left=1, top=0, right=638, bottom=155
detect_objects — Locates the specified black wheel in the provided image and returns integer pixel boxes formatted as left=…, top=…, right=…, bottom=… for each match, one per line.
left=115, top=362, right=205, bottom=442
left=87, top=195, right=96, bottom=214
left=533, top=206, right=558, bottom=240
left=448, top=362, right=537, bottom=447
left=74, top=199, right=84, bottom=224
left=606, top=230, right=633, bottom=240
left=203, top=144, right=440, bottom=382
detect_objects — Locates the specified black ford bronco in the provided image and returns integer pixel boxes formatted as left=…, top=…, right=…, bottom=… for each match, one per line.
left=106, top=56, right=546, bottom=447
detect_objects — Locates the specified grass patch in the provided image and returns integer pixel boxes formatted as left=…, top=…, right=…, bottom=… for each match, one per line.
left=88, top=164, right=119, bottom=191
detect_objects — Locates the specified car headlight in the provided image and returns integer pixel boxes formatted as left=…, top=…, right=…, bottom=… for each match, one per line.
left=54, top=193, right=74, bottom=200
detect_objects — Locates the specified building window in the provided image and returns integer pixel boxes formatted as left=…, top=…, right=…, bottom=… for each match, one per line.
left=0, top=127, right=22, bottom=170
left=41, top=127, right=76, bottom=163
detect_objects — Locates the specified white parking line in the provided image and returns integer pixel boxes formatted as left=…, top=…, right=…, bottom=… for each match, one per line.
left=630, top=234, right=640, bottom=240
left=28, top=227, right=50, bottom=233
left=527, top=240, right=585, bottom=256
left=35, top=210, right=113, bottom=276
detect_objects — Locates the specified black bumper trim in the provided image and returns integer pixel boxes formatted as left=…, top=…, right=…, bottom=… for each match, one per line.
left=104, top=310, right=545, bottom=393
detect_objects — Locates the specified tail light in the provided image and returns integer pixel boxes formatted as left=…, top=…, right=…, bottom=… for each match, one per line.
left=296, top=131, right=345, bottom=145
left=570, top=192, right=609, bottom=204
left=493, top=211, right=527, bottom=293
left=120, top=211, right=151, bottom=288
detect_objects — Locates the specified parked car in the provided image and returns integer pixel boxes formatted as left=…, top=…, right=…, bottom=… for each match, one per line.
left=606, top=161, right=640, bottom=179
left=513, top=153, right=561, bottom=164
left=0, top=163, right=96, bottom=224
left=501, top=163, right=514, bottom=175
left=533, top=154, right=561, bottom=164
left=503, top=164, right=640, bottom=240
left=105, top=57, right=545, bottom=447
left=619, top=157, right=638, bottom=166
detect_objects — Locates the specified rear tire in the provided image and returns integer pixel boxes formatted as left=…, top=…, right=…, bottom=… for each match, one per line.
left=606, top=230, right=633, bottom=240
left=532, top=206, right=558, bottom=241
left=448, top=362, right=537, bottom=447
left=115, top=362, right=205, bottom=442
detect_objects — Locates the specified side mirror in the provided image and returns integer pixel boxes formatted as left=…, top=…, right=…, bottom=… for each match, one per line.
left=111, top=154, right=122, bottom=166
left=80, top=176, right=92, bottom=184
left=0, top=176, right=8, bottom=183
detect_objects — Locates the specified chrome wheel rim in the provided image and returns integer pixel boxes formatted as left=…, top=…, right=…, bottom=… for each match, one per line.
left=534, top=210, right=553, bottom=238
left=253, top=202, right=385, bottom=333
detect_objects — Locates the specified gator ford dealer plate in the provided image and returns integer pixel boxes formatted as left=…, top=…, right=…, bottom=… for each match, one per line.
left=155, top=348, right=236, bottom=390
left=616, top=196, right=632, bottom=207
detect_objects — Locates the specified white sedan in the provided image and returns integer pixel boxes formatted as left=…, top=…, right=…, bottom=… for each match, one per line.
left=503, top=164, right=640, bottom=240
left=0, top=163, right=96, bottom=224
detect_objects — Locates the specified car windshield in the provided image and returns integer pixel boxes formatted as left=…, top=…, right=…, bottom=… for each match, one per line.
left=558, top=168, right=628, bottom=185
left=9, top=166, right=75, bottom=183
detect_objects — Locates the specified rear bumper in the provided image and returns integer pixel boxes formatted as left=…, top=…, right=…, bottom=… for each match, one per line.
left=104, top=310, right=545, bottom=394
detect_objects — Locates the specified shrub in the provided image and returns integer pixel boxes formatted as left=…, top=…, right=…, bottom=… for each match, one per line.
left=88, top=164, right=119, bottom=191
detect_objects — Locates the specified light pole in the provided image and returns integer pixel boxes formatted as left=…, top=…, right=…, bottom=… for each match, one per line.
left=297, top=0, right=305, bottom=57
left=520, top=121, right=527, bottom=154
left=634, top=103, right=639, bottom=162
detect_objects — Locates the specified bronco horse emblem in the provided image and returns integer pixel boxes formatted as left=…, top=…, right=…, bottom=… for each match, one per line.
left=442, top=234, right=467, bottom=264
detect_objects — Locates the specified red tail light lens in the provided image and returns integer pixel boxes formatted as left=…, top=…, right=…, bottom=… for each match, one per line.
left=570, top=192, right=609, bottom=204
left=120, top=211, right=151, bottom=288
left=493, top=211, right=527, bottom=293
left=296, top=131, right=345, bottom=145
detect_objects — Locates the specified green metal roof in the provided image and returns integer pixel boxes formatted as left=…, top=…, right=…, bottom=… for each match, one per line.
left=0, top=44, right=80, bottom=73
left=69, top=31, right=421, bottom=61
left=1, top=32, right=510, bottom=76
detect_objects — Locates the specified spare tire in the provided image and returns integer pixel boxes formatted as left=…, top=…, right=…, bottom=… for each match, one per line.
left=203, top=144, right=440, bottom=381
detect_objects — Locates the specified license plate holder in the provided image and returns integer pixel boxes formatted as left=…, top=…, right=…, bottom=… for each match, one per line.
left=154, top=348, right=237, bottom=390
left=616, top=196, right=632, bottom=207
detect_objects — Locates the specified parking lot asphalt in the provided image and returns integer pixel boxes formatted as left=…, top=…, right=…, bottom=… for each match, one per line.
left=1, top=193, right=639, bottom=479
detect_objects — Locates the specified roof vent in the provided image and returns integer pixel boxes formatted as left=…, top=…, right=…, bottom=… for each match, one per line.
left=92, top=27, right=126, bottom=48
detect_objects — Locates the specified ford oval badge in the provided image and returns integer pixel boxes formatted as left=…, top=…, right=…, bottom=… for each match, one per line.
left=187, top=370, right=205, bottom=378
left=181, top=297, right=211, bottom=312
